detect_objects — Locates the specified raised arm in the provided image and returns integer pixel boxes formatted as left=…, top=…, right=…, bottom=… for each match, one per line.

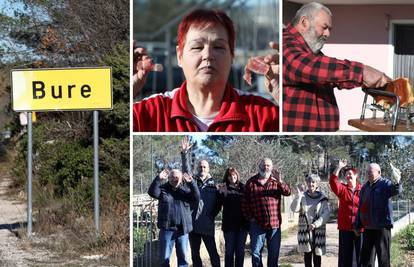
left=180, top=137, right=193, bottom=175
left=273, top=168, right=291, bottom=196
left=388, top=162, right=403, bottom=197
left=133, top=41, right=163, bottom=97
left=290, top=186, right=304, bottom=213
left=330, top=159, right=347, bottom=197
left=147, top=169, right=169, bottom=199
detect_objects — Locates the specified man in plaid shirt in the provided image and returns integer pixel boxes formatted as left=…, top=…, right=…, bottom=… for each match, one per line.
left=242, top=158, right=291, bottom=267
left=283, top=2, right=390, bottom=131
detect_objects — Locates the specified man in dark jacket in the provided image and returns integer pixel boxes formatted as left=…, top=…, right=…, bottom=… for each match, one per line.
left=181, top=137, right=221, bottom=267
left=242, top=158, right=291, bottom=267
left=355, top=163, right=402, bottom=267
left=148, top=169, right=200, bottom=267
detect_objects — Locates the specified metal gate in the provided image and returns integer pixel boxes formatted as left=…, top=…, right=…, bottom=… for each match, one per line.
left=133, top=194, right=158, bottom=267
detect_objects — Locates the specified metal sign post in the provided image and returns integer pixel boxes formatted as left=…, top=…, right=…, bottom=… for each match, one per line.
left=93, top=110, right=99, bottom=234
left=27, top=112, right=33, bottom=236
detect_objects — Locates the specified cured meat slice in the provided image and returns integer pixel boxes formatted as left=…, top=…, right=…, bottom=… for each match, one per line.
left=243, top=56, right=270, bottom=86
left=375, top=77, right=414, bottom=109
left=137, top=57, right=163, bottom=72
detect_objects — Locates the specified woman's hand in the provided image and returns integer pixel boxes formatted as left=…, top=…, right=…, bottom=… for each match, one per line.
left=133, top=41, right=163, bottom=98
left=338, top=159, right=347, bottom=169
left=308, top=224, right=316, bottom=231
left=216, top=183, right=228, bottom=195
left=296, top=185, right=305, bottom=198
left=334, top=158, right=348, bottom=176
left=133, top=45, right=150, bottom=97
left=264, top=41, right=279, bottom=103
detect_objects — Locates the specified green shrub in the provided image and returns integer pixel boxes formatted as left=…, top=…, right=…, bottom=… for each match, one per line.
left=400, top=224, right=414, bottom=250
left=37, top=141, right=93, bottom=198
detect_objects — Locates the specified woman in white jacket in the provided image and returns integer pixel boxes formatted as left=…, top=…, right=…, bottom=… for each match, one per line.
left=290, top=174, right=330, bottom=267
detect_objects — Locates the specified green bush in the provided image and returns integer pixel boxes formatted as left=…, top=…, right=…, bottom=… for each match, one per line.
left=37, top=141, right=93, bottom=198
left=400, top=224, right=414, bottom=250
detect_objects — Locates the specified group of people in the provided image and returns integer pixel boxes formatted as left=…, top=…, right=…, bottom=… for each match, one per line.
left=147, top=138, right=403, bottom=267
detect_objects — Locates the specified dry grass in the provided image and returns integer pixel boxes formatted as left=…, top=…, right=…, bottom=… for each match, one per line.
left=1, top=148, right=129, bottom=266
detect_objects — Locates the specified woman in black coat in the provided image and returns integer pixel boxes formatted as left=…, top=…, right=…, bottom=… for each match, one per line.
left=214, top=167, right=249, bottom=267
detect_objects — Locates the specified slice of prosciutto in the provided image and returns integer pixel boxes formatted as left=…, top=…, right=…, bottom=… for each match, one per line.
left=243, top=56, right=271, bottom=86
left=137, top=57, right=163, bottom=72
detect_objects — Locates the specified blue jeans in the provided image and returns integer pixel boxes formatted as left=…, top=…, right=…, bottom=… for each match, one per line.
left=249, top=222, right=281, bottom=267
left=224, top=230, right=248, bottom=267
left=159, top=228, right=189, bottom=267
left=189, top=232, right=221, bottom=267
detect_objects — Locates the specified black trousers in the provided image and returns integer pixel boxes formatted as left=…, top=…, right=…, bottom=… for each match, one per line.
left=338, top=230, right=361, bottom=267
left=304, top=250, right=321, bottom=267
left=360, top=228, right=391, bottom=267
left=189, top=232, right=221, bottom=267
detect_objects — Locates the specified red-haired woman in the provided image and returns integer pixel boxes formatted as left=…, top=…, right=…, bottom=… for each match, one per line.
left=133, top=9, right=279, bottom=132
left=329, top=159, right=362, bottom=267
left=213, top=167, right=248, bottom=267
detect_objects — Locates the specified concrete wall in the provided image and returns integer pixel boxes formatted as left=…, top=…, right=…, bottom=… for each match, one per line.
left=392, top=212, right=414, bottom=237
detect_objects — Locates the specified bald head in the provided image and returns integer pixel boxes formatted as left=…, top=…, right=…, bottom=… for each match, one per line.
left=367, top=163, right=381, bottom=183
left=198, top=160, right=210, bottom=180
left=168, top=169, right=183, bottom=188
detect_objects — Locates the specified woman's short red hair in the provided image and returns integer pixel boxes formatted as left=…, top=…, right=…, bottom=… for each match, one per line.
left=177, top=9, right=235, bottom=57
left=344, top=167, right=359, bottom=177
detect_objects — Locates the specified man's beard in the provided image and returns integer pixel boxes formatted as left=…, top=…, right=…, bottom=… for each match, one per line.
left=259, top=170, right=271, bottom=179
left=302, top=25, right=327, bottom=54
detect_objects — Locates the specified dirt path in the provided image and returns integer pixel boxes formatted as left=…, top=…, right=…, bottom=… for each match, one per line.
left=0, top=170, right=115, bottom=266
left=278, top=221, right=339, bottom=266
left=0, top=174, right=54, bottom=266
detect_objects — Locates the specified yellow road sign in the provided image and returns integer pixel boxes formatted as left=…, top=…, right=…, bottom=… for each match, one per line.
left=11, top=67, right=113, bottom=111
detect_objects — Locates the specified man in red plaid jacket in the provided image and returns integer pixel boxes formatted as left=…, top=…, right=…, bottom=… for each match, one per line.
left=283, top=2, right=390, bottom=131
left=242, top=158, right=291, bottom=267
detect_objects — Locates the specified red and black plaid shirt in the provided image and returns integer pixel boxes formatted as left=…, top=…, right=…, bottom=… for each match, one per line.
left=283, top=24, right=364, bottom=132
left=242, top=174, right=291, bottom=230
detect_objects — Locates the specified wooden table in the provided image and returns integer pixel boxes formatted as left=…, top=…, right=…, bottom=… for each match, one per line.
left=348, top=118, right=414, bottom=132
